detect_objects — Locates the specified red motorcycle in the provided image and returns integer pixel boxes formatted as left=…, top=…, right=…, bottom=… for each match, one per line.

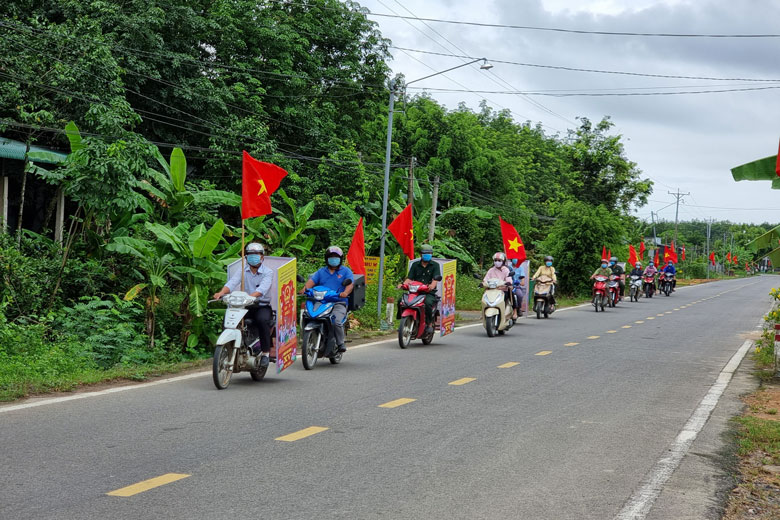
left=592, top=275, right=608, bottom=312
left=643, top=274, right=656, bottom=298
left=607, top=274, right=621, bottom=307
left=398, top=279, right=441, bottom=348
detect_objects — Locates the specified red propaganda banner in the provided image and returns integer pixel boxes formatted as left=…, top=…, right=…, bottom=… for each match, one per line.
left=275, top=259, right=298, bottom=373
left=439, top=260, right=457, bottom=337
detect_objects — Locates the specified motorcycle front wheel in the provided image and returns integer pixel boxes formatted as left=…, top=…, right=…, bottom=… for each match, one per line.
left=593, top=295, right=600, bottom=312
left=398, top=316, right=414, bottom=349
left=212, top=344, right=233, bottom=390
left=301, top=329, right=320, bottom=370
left=536, top=301, right=542, bottom=319
left=486, top=314, right=498, bottom=337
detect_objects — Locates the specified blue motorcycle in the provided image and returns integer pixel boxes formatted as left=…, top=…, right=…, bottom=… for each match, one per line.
left=301, top=280, right=352, bottom=370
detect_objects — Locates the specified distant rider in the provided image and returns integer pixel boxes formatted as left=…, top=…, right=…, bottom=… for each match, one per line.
left=509, top=257, right=526, bottom=320
left=532, top=255, right=558, bottom=308
left=642, top=261, right=658, bottom=292
left=662, top=260, right=677, bottom=291
left=212, top=242, right=274, bottom=367
left=609, top=256, right=625, bottom=300
left=302, top=246, right=354, bottom=353
left=629, top=262, right=643, bottom=278
left=399, top=244, right=441, bottom=335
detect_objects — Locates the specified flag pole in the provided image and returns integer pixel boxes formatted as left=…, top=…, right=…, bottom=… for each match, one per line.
left=241, top=219, right=246, bottom=292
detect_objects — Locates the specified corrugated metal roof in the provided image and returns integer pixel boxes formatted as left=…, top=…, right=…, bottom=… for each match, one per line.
left=0, top=137, right=68, bottom=164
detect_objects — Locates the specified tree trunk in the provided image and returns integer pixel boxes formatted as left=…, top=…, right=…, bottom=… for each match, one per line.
left=16, top=153, right=29, bottom=246
left=179, top=294, right=193, bottom=351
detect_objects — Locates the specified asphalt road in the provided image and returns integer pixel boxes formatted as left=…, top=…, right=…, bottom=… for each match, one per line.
left=0, top=276, right=773, bottom=520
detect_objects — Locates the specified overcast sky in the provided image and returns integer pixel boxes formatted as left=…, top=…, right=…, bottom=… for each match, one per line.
left=353, top=0, right=780, bottom=225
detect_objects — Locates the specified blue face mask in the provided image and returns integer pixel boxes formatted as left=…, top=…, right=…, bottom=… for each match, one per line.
left=601, top=263, right=608, bottom=268
left=610, top=261, right=615, bottom=266
left=421, top=253, right=432, bottom=262
left=511, top=259, right=518, bottom=266
left=545, top=261, right=552, bottom=267
left=247, top=254, right=262, bottom=266
left=327, top=257, right=341, bottom=267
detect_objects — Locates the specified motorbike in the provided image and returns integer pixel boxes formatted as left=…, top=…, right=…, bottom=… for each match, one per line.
left=300, top=278, right=352, bottom=369
left=533, top=275, right=556, bottom=319
left=628, top=274, right=643, bottom=302
left=481, top=278, right=515, bottom=337
left=660, top=272, right=675, bottom=296
left=643, top=274, right=656, bottom=298
left=592, top=275, right=608, bottom=312
left=398, top=277, right=442, bottom=348
left=607, top=274, right=621, bottom=307
left=211, top=291, right=276, bottom=390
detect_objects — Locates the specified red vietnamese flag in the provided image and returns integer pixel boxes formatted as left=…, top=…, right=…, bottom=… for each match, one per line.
left=746, top=261, right=749, bottom=270
left=388, top=204, right=415, bottom=260
left=346, top=217, right=366, bottom=275
left=499, top=217, right=526, bottom=264
left=627, top=245, right=638, bottom=266
left=726, top=252, right=732, bottom=262
left=241, top=151, right=288, bottom=219
left=733, top=254, right=738, bottom=265
left=681, top=245, right=686, bottom=261
left=709, top=251, right=716, bottom=265
left=639, top=241, right=646, bottom=260
left=601, top=246, right=607, bottom=260
left=607, top=249, right=612, bottom=261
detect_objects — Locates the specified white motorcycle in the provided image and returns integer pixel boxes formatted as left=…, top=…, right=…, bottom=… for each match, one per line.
left=211, top=291, right=276, bottom=389
left=628, top=274, right=643, bottom=302
left=481, top=278, right=515, bottom=337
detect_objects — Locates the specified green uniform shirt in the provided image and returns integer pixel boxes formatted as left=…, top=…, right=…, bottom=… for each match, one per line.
left=592, top=267, right=612, bottom=278
left=407, top=260, right=441, bottom=285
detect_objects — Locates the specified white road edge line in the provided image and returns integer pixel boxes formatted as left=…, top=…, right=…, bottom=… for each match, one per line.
left=613, top=338, right=755, bottom=520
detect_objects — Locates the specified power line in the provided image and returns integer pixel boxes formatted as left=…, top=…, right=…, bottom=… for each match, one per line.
left=403, top=85, right=780, bottom=97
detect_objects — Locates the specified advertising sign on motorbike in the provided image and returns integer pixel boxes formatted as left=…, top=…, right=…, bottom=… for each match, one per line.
left=227, top=256, right=297, bottom=373
left=438, top=259, right=457, bottom=337
left=275, top=259, right=298, bottom=373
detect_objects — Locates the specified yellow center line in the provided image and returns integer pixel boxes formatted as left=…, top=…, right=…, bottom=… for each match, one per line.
left=656, top=314, right=665, bottom=317
left=674, top=308, right=680, bottom=311
left=449, top=377, right=476, bottom=385
left=587, top=335, right=600, bottom=339
left=378, top=398, right=417, bottom=409
left=606, top=330, right=617, bottom=333
left=498, top=362, right=520, bottom=368
left=635, top=320, right=644, bottom=324
left=622, top=325, right=632, bottom=329
left=275, top=426, right=329, bottom=442
left=647, top=317, right=655, bottom=320
left=535, top=351, right=553, bottom=356
left=107, top=473, right=190, bottom=497
left=564, top=342, right=579, bottom=347
left=664, top=311, right=672, bottom=314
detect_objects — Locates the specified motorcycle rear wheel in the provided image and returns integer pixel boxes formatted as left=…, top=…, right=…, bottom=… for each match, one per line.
left=301, top=329, right=320, bottom=370
left=421, top=314, right=438, bottom=344
left=398, top=316, right=414, bottom=349
left=329, top=352, right=342, bottom=364
left=212, top=345, right=233, bottom=390
left=250, top=366, right=267, bottom=381
left=536, top=301, right=542, bottom=319
left=543, top=303, right=550, bottom=318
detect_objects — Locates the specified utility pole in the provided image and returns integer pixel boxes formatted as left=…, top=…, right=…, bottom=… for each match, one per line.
left=427, top=176, right=440, bottom=243
left=650, top=211, right=658, bottom=263
left=377, top=80, right=396, bottom=321
left=669, top=188, right=690, bottom=245
left=407, top=157, right=416, bottom=215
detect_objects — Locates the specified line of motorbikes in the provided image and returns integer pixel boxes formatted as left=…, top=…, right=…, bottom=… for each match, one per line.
left=476, top=274, right=556, bottom=337
left=592, top=271, right=675, bottom=312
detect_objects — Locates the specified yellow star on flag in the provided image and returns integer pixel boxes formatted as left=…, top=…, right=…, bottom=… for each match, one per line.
left=257, top=179, right=267, bottom=196
left=507, top=237, right=521, bottom=252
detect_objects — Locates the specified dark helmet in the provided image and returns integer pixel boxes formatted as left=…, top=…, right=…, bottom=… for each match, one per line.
left=610, top=256, right=618, bottom=263
left=544, top=255, right=553, bottom=262
left=325, top=245, right=343, bottom=266
left=420, top=244, right=433, bottom=254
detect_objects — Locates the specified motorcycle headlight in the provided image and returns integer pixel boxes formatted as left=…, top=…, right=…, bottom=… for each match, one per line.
left=483, top=293, right=503, bottom=306
left=313, top=290, right=327, bottom=301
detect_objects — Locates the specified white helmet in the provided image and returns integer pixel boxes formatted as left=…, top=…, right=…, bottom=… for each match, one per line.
left=245, top=242, right=265, bottom=255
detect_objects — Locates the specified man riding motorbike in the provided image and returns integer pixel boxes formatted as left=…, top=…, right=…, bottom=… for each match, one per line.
left=662, top=260, right=677, bottom=291
left=508, top=258, right=525, bottom=320
left=399, top=244, right=441, bottom=335
left=609, top=256, right=625, bottom=300
left=212, top=242, right=274, bottom=368
left=629, top=261, right=643, bottom=278
left=532, top=255, right=558, bottom=306
left=302, top=246, right=354, bottom=353
left=591, top=259, right=613, bottom=280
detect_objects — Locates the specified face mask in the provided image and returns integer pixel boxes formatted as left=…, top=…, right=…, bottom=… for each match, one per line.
left=494, top=260, right=503, bottom=268
left=545, top=261, right=552, bottom=267
left=511, top=259, right=518, bottom=266
left=421, top=253, right=432, bottom=262
left=610, top=261, right=615, bottom=266
left=247, top=254, right=262, bottom=266
left=327, top=257, right=341, bottom=267
left=601, top=263, right=608, bottom=268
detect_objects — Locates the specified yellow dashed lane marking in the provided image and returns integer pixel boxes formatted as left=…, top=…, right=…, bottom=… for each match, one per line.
left=647, top=317, right=655, bottom=320
left=622, top=325, right=632, bottom=329
left=635, top=321, right=644, bottom=324
left=449, top=377, right=476, bottom=386
left=378, top=398, right=416, bottom=409
left=674, top=308, right=680, bottom=311
left=564, top=342, right=579, bottom=347
left=664, top=311, right=672, bottom=314
left=498, top=362, right=520, bottom=368
left=107, top=473, right=190, bottom=497
left=606, top=330, right=617, bottom=334
left=535, top=351, right=553, bottom=356
left=656, top=314, right=665, bottom=317
left=587, top=335, right=600, bottom=339
left=276, top=426, right=329, bottom=442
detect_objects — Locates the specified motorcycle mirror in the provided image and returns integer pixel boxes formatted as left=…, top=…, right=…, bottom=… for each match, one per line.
left=434, top=275, right=443, bottom=282
left=472, top=273, right=481, bottom=280
left=296, top=274, right=306, bottom=283
left=342, top=278, right=353, bottom=287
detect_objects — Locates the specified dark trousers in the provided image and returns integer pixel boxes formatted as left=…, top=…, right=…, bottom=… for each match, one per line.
left=250, top=305, right=272, bottom=353
left=423, top=294, right=437, bottom=323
